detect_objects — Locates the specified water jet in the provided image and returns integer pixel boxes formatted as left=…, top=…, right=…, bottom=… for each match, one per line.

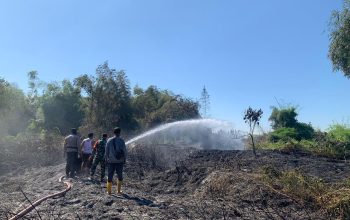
left=126, top=119, right=246, bottom=150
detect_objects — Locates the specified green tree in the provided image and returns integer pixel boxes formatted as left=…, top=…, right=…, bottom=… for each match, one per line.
left=269, top=106, right=298, bottom=130
left=27, top=70, right=43, bottom=108
left=132, top=85, right=199, bottom=128
left=115, top=70, right=135, bottom=129
left=75, top=62, right=135, bottom=131
left=41, top=80, right=84, bottom=134
left=329, top=0, right=350, bottom=77
left=152, top=96, right=199, bottom=126
left=268, top=106, right=314, bottom=141
left=74, top=74, right=95, bottom=125
left=0, top=78, right=32, bottom=135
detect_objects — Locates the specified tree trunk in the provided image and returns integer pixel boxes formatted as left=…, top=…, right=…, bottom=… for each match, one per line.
left=250, top=134, right=256, bottom=157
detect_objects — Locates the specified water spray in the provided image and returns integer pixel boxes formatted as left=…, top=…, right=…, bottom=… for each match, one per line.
left=126, top=119, right=246, bottom=150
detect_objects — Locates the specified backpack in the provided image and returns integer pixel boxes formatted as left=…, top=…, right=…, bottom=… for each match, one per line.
left=113, top=138, right=125, bottom=160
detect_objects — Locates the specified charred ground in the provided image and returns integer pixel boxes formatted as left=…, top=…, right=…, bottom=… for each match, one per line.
left=0, top=146, right=349, bottom=219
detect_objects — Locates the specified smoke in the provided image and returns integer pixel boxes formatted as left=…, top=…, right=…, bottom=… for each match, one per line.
left=0, top=110, right=31, bottom=137
left=127, top=119, right=246, bottom=150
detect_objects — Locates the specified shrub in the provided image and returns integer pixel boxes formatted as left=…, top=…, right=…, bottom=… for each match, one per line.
left=323, top=124, right=350, bottom=159
left=295, top=122, right=315, bottom=140
left=269, top=127, right=298, bottom=142
left=269, top=106, right=298, bottom=130
left=327, top=124, right=350, bottom=142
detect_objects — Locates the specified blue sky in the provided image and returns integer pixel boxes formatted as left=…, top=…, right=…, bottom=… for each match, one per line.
left=0, top=0, right=348, bottom=131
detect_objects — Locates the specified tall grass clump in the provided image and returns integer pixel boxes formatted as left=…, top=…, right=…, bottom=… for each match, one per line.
left=262, top=167, right=350, bottom=219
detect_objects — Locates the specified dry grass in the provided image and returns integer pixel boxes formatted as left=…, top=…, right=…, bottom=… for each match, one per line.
left=262, top=166, right=350, bottom=219
left=205, top=172, right=232, bottom=200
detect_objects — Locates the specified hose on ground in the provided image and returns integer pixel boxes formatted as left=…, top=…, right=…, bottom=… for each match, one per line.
left=9, top=175, right=72, bottom=220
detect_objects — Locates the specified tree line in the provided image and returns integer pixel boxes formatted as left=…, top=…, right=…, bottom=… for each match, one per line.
left=0, top=61, right=200, bottom=137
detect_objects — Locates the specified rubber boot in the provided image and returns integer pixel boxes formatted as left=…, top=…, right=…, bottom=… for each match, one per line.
left=107, top=181, right=112, bottom=195
left=117, top=180, right=122, bottom=194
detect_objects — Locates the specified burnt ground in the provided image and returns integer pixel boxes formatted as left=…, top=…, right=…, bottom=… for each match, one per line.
left=0, top=148, right=349, bottom=219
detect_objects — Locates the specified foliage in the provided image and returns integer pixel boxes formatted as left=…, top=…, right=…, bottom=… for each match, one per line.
left=27, top=70, right=41, bottom=106
left=132, top=86, right=199, bottom=129
left=269, top=106, right=298, bottom=129
left=2, top=62, right=200, bottom=137
left=74, top=62, right=136, bottom=131
left=12, top=63, right=201, bottom=140
left=269, top=127, right=298, bottom=142
left=327, top=123, right=350, bottom=142
left=153, top=96, right=199, bottom=124
left=259, top=126, right=350, bottom=159
left=0, top=64, right=201, bottom=175
left=295, top=122, right=315, bottom=140
left=329, top=0, right=350, bottom=77
left=268, top=106, right=314, bottom=141
left=269, top=123, right=314, bottom=142
left=244, top=107, right=263, bottom=156
left=261, top=107, right=349, bottom=159
left=41, top=80, right=84, bottom=134
left=0, top=78, right=32, bottom=135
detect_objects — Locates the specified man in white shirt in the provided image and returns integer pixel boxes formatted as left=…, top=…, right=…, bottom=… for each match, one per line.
left=80, top=132, right=95, bottom=174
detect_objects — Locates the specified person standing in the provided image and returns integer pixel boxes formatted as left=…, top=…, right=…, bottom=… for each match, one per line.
left=90, top=133, right=108, bottom=182
left=105, top=127, right=127, bottom=195
left=80, top=132, right=95, bottom=174
left=64, top=128, right=80, bottom=178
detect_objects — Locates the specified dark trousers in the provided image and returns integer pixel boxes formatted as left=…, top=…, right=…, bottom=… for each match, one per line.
left=107, top=163, right=124, bottom=182
left=82, top=153, right=92, bottom=169
left=90, top=157, right=106, bottom=181
left=66, top=152, right=78, bottom=178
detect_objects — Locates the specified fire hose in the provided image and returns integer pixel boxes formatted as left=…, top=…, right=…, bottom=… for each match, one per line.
left=10, top=175, right=72, bottom=220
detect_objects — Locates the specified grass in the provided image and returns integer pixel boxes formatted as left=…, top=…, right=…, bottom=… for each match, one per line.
left=257, top=138, right=350, bottom=160
left=256, top=124, right=350, bottom=160
left=262, top=166, right=350, bottom=219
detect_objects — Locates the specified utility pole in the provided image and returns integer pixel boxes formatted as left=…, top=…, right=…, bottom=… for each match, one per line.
left=200, top=86, right=210, bottom=118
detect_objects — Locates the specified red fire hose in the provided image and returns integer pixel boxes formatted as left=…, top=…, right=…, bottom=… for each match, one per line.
left=10, top=175, right=72, bottom=220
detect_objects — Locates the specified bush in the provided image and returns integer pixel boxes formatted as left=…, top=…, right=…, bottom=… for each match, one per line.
left=327, top=124, right=350, bottom=142
left=269, top=106, right=298, bottom=129
left=295, top=122, right=315, bottom=140
left=269, top=123, right=315, bottom=142
left=269, top=127, right=298, bottom=142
